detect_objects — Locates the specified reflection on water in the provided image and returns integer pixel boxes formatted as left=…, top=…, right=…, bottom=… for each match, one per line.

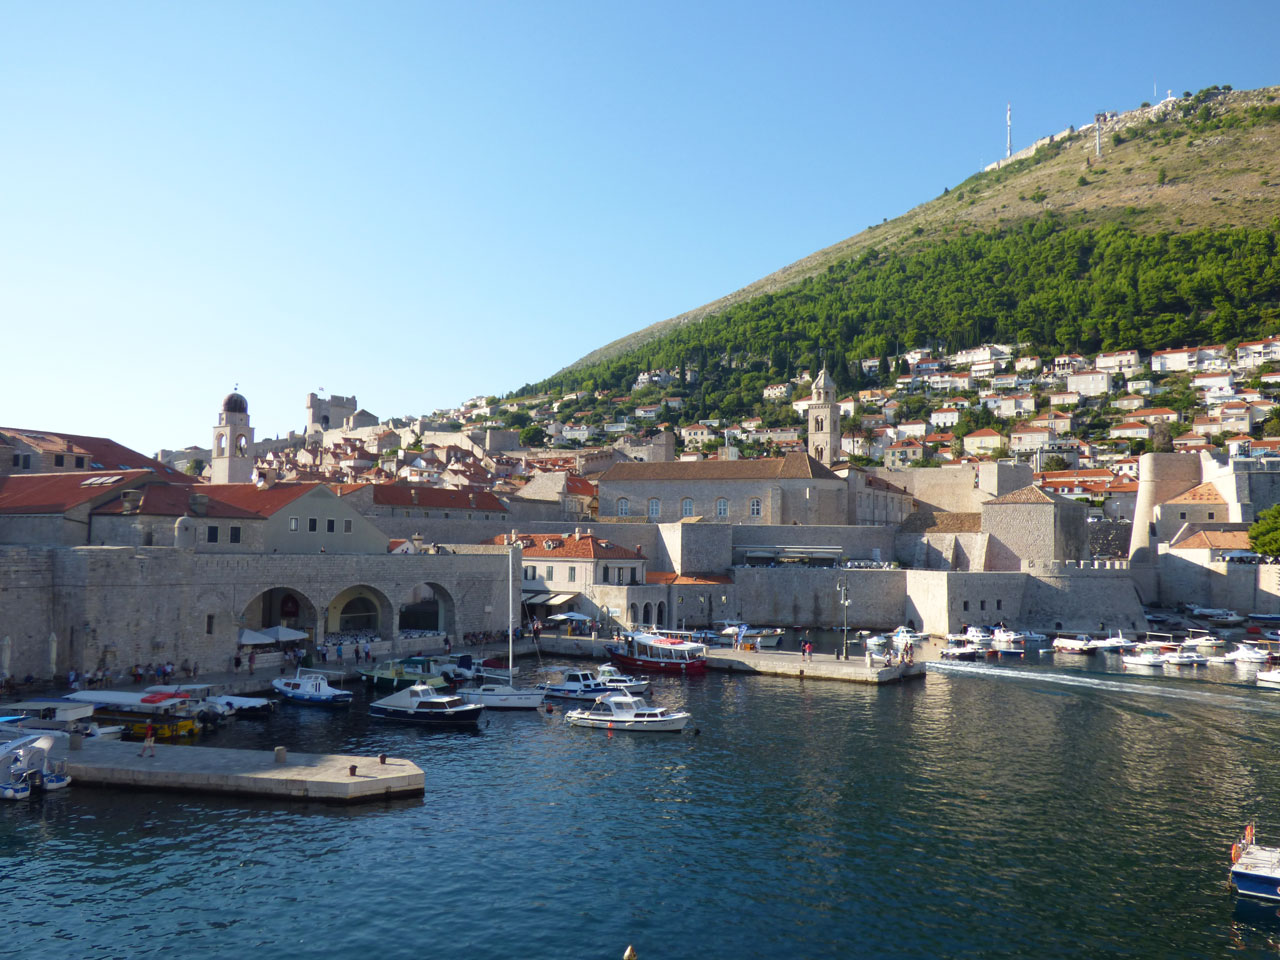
left=7, top=662, right=1280, bottom=958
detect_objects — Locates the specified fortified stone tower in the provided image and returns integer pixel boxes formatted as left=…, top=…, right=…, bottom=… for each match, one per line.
left=807, top=368, right=840, bottom=466
left=211, top=391, right=254, bottom=484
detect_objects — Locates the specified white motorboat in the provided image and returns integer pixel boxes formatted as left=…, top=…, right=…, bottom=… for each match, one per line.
left=596, top=663, right=651, bottom=694
left=0, top=700, right=124, bottom=740
left=888, top=626, right=926, bottom=649
left=271, top=669, right=353, bottom=706
left=1122, top=649, right=1168, bottom=667
left=369, top=683, right=484, bottom=725
left=1, top=734, right=71, bottom=800
left=1210, top=641, right=1273, bottom=665
left=1163, top=649, right=1209, bottom=667
left=538, top=670, right=616, bottom=701
left=939, top=643, right=985, bottom=661
left=564, top=693, right=690, bottom=732
left=1257, top=669, right=1280, bottom=686
left=144, top=684, right=238, bottom=720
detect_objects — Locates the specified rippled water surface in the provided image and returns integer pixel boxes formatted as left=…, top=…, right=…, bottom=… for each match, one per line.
left=8, top=660, right=1280, bottom=959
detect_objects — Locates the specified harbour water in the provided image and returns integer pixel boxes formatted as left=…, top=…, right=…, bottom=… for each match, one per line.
left=7, top=658, right=1280, bottom=959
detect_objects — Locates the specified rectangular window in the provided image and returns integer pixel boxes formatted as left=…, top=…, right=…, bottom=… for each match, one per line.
left=545, top=566, right=553, bottom=580
left=54, top=454, right=64, bottom=466
left=980, top=600, right=986, bottom=611
left=207, top=525, right=219, bottom=543
left=344, top=519, right=353, bottom=533
left=205, top=614, right=214, bottom=635
left=996, top=599, right=1002, bottom=611
left=1207, top=512, right=1215, bottom=520
left=308, top=518, right=318, bottom=532
left=963, top=600, right=970, bottom=612
left=568, top=567, right=576, bottom=582
left=75, top=456, right=85, bottom=468
left=10, top=454, right=17, bottom=467
left=1179, top=512, right=1187, bottom=520
left=289, top=517, right=299, bottom=532
left=327, top=518, right=336, bottom=533
left=630, top=569, right=638, bottom=584
left=21, top=454, right=30, bottom=469
left=230, top=526, right=241, bottom=544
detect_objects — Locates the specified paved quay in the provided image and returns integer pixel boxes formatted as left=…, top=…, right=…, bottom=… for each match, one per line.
left=50, top=736, right=424, bottom=804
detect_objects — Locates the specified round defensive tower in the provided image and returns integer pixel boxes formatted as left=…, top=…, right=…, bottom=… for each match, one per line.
left=1128, top=452, right=1205, bottom=600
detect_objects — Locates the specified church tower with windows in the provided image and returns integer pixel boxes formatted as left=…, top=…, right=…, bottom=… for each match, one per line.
left=807, top=368, right=840, bottom=466
left=211, top=391, right=254, bottom=484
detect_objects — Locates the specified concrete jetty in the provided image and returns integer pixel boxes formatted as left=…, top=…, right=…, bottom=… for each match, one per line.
left=529, top=635, right=924, bottom=684
left=50, top=737, right=424, bottom=804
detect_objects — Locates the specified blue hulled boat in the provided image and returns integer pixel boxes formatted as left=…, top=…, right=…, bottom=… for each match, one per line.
left=1229, top=824, right=1280, bottom=901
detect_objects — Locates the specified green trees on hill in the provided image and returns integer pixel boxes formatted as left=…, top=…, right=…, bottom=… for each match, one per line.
left=526, top=217, right=1280, bottom=418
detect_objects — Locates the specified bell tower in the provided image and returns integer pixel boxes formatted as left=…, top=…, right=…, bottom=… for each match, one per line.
left=212, top=390, right=254, bottom=484
left=807, top=368, right=840, bottom=466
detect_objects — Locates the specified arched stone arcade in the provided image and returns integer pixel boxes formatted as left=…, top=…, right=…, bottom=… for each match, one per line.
left=397, top=581, right=457, bottom=636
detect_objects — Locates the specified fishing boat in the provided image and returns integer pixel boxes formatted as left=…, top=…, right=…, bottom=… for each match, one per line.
left=0, top=734, right=71, bottom=800
left=607, top=633, right=708, bottom=675
left=369, top=683, right=484, bottom=725
left=1250, top=613, right=1280, bottom=624
left=1229, top=824, right=1280, bottom=901
left=359, top=657, right=452, bottom=692
left=564, top=693, right=690, bottom=732
left=1183, top=629, right=1226, bottom=650
left=1162, top=649, right=1209, bottom=667
left=63, top=690, right=203, bottom=738
left=1052, top=634, right=1095, bottom=655
left=1207, top=611, right=1247, bottom=627
left=596, top=663, right=651, bottom=693
left=271, top=669, right=353, bottom=706
left=939, top=642, right=983, bottom=661
left=1087, top=630, right=1138, bottom=653
left=0, top=700, right=125, bottom=741
left=537, top=669, right=616, bottom=701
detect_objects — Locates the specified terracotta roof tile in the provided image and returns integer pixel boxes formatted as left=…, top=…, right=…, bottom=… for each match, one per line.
left=1166, top=482, right=1226, bottom=505
left=600, top=452, right=838, bottom=483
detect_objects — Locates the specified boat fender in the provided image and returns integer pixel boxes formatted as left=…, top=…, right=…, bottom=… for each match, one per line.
left=1232, top=843, right=1242, bottom=863
left=1246, top=824, right=1256, bottom=845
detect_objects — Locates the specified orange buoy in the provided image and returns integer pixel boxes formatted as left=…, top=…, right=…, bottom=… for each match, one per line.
left=1232, top=843, right=1242, bottom=863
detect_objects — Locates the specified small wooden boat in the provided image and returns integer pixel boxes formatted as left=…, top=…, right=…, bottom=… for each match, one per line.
left=271, top=669, right=353, bottom=706
left=564, top=693, right=690, bottom=732
left=1230, top=824, right=1280, bottom=901
left=369, top=683, right=484, bottom=725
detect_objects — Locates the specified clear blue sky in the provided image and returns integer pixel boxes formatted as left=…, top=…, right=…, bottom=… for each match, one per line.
left=3, top=1, right=1277, bottom=456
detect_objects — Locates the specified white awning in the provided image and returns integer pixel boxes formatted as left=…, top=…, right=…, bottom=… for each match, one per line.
left=544, top=593, right=579, bottom=606
left=521, top=593, right=553, bottom=605
left=237, top=628, right=277, bottom=646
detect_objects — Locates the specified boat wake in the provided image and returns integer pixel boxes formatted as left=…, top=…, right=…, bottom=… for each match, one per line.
left=926, top=660, right=1280, bottom=715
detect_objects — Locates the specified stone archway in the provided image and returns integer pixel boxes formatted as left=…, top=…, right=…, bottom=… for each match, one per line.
left=398, top=582, right=457, bottom=637
left=325, top=584, right=394, bottom=640
left=241, top=586, right=319, bottom=637
left=642, top=602, right=653, bottom=625
left=629, top=602, right=639, bottom=627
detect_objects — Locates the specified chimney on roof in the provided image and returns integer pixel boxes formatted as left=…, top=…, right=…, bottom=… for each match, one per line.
left=411, top=533, right=424, bottom=551
left=574, top=526, right=582, bottom=540
left=188, top=493, right=209, bottom=517
left=121, top=490, right=142, bottom=515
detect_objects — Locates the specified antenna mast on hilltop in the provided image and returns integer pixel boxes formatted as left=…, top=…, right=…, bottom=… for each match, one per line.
left=1006, top=102, right=1012, bottom=158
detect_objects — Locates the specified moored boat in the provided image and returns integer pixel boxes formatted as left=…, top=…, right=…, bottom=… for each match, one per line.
left=1230, top=824, right=1280, bottom=901
left=1122, top=649, right=1168, bottom=668
left=537, top=669, right=615, bottom=701
left=358, top=657, right=452, bottom=692
left=369, top=683, right=484, bottom=725
left=1052, top=634, right=1095, bottom=655
left=1, top=734, right=72, bottom=800
left=63, top=690, right=203, bottom=738
left=564, top=693, right=690, bottom=732
left=596, top=663, right=651, bottom=693
left=271, top=669, right=353, bottom=706
left=607, top=633, right=708, bottom=675
left=0, top=700, right=124, bottom=740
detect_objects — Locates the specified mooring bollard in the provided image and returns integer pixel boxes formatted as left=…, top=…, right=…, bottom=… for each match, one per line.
left=379, top=754, right=387, bottom=765
left=348, top=764, right=357, bottom=777
left=274, top=746, right=287, bottom=764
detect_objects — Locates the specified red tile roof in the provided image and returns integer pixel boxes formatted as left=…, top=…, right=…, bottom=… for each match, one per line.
left=0, top=427, right=192, bottom=481
left=0, top=471, right=153, bottom=515
left=91, top=483, right=261, bottom=519
left=332, top=483, right=507, bottom=513
left=491, top=532, right=643, bottom=560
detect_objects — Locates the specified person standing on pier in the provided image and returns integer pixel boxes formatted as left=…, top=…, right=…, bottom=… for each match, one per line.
left=138, top=722, right=156, bottom=758
left=248, top=650, right=256, bottom=675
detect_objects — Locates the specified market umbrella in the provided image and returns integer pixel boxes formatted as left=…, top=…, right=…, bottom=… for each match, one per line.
left=237, top=628, right=277, bottom=646
left=258, top=625, right=309, bottom=642
left=548, top=612, right=591, bottom=622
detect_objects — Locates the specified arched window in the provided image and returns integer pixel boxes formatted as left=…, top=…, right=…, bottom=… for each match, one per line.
left=617, top=497, right=630, bottom=516
left=235, top=434, right=248, bottom=456
left=814, top=445, right=824, bottom=461
left=749, top=498, right=762, bottom=518
left=214, top=433, right=226, bottom=457
left=681, top=498, right=694, bottom=517
left=814, top=416, right=824, bottom=432
left=716, top=498, right=728, bottom=518
left=648, top=498, right=660, bottom=518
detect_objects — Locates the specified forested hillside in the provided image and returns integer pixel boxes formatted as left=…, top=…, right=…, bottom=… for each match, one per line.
left=518, top=84, right=1280, bottom=424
